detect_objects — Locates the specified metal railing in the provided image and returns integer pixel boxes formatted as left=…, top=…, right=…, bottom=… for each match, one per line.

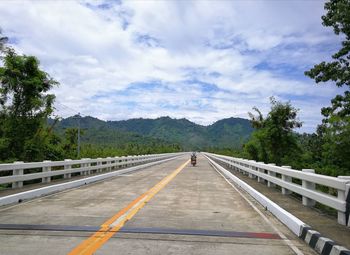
left=0, top=153, right=180, bottom=190
left=204, top=152, right=350, bottom=226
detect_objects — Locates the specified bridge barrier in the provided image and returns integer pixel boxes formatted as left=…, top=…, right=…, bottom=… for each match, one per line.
left=204, top=152, right=350, bottom=226
left=0, top=153, right=181, bottom=190
left=0, top=153, right=183, bottom=207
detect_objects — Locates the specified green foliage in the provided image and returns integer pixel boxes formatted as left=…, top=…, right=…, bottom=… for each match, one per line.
left=48, top=117, right=183, bottom=160
left=244, top=97, right=302, bottom=165
left=0, top=49, right=59, bottom=162
left=304, top=0, right=350, bottom=176
left=305, top=0, right=350, bottom=89
left=205, top=147, right=246, bottom=158
left=61, top=127, right=83, bottom=159
left=108, top=116, right=253, bottom=150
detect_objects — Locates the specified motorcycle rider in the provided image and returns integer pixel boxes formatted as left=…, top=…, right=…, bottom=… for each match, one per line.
left=191, top=152, right=197, bottom=166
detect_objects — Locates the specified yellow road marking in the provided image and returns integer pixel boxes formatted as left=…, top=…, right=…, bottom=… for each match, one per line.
left=68, top=159, right=190, bottom=255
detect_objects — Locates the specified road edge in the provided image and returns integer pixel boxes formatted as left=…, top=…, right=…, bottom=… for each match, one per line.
left=205, top=155, right=350, bottom=255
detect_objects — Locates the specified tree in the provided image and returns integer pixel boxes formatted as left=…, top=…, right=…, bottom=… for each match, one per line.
left=245, top=97, right=302, bottom=165
left=0, top=28, right=8, bottom=53
left=0, top=49, right=58, bottom=161
left=305, top=0, right=350, bottom=119
left=305, top=0, right=350, bottom=174
left=63, top=127, right=85, bottom=158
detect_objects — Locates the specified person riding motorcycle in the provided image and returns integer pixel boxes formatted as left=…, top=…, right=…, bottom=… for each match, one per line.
left=191, top=152, right=197, bottom=166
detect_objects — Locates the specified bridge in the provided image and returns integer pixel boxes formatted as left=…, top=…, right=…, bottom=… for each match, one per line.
left=0, top=153, right=349, bottom=255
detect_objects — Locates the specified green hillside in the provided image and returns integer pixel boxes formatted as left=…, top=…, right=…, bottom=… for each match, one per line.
left=52, top=116, right=254, bottom=150
left=50, top=116, right=176, bottom=148
left=207, top=118, right=254, bottom=148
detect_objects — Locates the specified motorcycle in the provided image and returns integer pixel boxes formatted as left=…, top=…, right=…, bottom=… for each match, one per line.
left=191, top=155, right=197, bottom=166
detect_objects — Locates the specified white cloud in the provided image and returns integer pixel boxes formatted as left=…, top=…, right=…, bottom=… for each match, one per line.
left=0, top=0, right=342, bottom=132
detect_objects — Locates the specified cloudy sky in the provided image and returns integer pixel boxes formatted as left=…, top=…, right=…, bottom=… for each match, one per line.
left=0, top=0, right=343, bottom=132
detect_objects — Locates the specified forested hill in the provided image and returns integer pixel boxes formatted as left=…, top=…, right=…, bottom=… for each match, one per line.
left=52, top=116, right=254, bottom=150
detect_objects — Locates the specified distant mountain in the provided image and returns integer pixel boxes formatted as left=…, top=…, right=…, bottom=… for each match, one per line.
left=207, top=117, right=254, bottom=148
left=49, top=116, right=176, bottom=149
left=108, top=117, right=208, bottom=149
left=51, top=116, right=254, bottom=150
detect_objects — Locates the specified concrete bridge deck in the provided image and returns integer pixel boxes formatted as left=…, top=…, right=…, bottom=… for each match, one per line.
left=0, top=155, right=318, bottom=254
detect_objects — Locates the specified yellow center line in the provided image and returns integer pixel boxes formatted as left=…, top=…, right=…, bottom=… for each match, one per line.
left=68, top=159, right=190, bottom=255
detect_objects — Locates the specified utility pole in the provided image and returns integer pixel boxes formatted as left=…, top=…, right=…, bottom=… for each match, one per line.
left=77, top=113, right=81, bottom=158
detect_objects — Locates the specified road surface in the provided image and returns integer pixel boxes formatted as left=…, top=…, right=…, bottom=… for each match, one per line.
left=0, top=154, right=316, bottom=255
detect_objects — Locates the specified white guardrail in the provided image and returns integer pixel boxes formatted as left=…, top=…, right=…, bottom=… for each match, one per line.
left=204, top=152, right=350, bottom=226
left=0, top=153, right=181, bottom=190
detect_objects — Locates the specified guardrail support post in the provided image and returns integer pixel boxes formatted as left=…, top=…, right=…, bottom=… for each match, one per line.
left=257, top=162, right=265, bottom=183
left=337, top=177, right=350, bottom=225
left=235, top=160, right=239, bottom=172
left=106, top=157, right=112, bottom=171
left=239, top=162, right=244, bottom=174
left=126, top=156, right=131, bottom=167
left=80, top=158, right=87, bottom=175
left=230, top=160, right=234, bottom=170
left=95, top=158, right=101, bottom=172
left=42, top=160, right=51, bottom=183
left=267, top=163, right=276, bottom=188
left=248, top=160, right=255, bottom=179
left=302, top=169, right=316, bottom=207
left=281, top=166, right=292, bottom=195
left=83, top=158, right=91, bottom=175
left=64, top=159, right=72, bottom=179
left=87, top=159, right=92, bottom=174
left=114, top=157, right=120, bottom=169
left=12, top=161, right=24, bottom=188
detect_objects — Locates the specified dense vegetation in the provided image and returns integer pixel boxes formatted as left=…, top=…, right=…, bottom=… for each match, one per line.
left=0, top=47, right=60, bottom=162
left=216, top=0, right=350, bottom=177
left=53, top=115, right=253, bottom=151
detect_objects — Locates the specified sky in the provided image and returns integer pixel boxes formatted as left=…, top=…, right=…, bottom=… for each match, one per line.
left=0, top=0, right=344, bottom=133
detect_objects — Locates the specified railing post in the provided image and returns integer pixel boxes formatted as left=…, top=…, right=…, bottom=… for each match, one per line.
left=122, top=157, right=126, bottom=168
left=87, top=159, right=92, bottom=174
left=337, top=177, right=350, bottom=225
left=12, top=161, right=24, bottom=188
left=239, top=162, right=244, bottom=174
left=81, top=158, right=91, bottom=175
left=231, top=160, right=236, bottom=171
left=281, top=166, right=292, bottom=195
left=42, top=160, right=52, bottom=183
left=126, top=156, right=130, bottom=167
left=248, top=160, right=255, bottom=178
left=302, top=169, right=316, bottom=207
left=64, top=159, right=72, bottom=179
left=106, top=157, right=112, bottom=171
left=257, top=162, right=265, bottom=183
left=267, top=163, right=276, bottom=188
left=110, top=158, right=115, bottom=170
left=114, top=156, right=119, bottom=169
left=234, top=160, right=239, bottom=171
left=97, top=158, right=102, bottom=172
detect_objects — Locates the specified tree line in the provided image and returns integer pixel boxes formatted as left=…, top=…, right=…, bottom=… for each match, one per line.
left=211, top=0, right=350, bottom=177
left=0, top=31, right=181, bottom=163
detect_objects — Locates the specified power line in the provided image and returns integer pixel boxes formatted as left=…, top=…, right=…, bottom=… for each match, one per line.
left=54, top=101, right=83, bottom=158
left=54, top=101, right=85, bottom=117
